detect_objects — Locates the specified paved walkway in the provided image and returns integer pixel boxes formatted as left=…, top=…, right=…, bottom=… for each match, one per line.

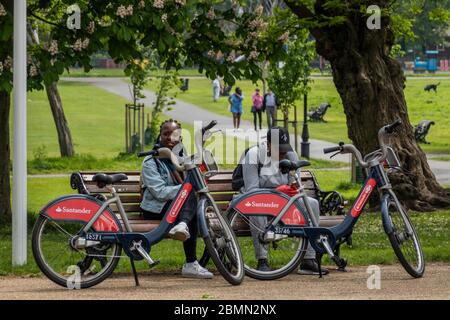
left=61, top=77, right=449, bottom=185
left=1, top=263, right=449, bottom=299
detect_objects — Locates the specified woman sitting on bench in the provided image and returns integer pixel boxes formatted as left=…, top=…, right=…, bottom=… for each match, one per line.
left=140, top=119, right=213, bottom=279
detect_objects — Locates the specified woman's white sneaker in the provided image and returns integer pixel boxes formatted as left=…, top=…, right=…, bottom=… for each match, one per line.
left=168, top=222, right=190, bottom=241
left=182, top=261, right=214, bottom=279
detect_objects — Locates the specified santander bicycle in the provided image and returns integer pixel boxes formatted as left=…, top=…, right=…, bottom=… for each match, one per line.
left=224, top=119, right=425, bottom=280
left=31, top=121, right=244, bottom=288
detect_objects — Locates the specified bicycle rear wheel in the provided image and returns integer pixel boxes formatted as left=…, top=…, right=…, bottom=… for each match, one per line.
left=382, top=194, right=425, bottom=278
left=32, top=215, right=121, bottom=289
left=227, top=209, right=308, bottom=280
left=200, top=199, right=244, bottom=285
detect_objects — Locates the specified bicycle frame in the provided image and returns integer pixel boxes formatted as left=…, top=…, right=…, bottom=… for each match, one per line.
left=257, top=162, right=393, bottom=255
left=73, top=165, right=211, bottom=260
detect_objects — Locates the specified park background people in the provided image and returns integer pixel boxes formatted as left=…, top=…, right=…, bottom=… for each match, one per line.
left=212, top=77, right=221, bottom=102
left=229, top=87, right=244, bottom=131
left=263, top=88, right=279, bottom=129
left=251, top=88, right=264, bottom=131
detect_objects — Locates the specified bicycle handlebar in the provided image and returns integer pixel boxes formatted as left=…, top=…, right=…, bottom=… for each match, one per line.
left=323, top=119, right=402, bottom=168
left=323, top=146, right=342, bottom=154
left=137, top=150, right=158, bottom=158
left=202, top=120, right=218, bottom=135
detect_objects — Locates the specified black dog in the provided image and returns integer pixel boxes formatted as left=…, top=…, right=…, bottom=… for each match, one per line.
left=424, top=82, right=440, bottom=93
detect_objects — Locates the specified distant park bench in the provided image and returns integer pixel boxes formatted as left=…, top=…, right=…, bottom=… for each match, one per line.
left=70, top=170, right=345, bottom=233
left=414, top=120, right=435, bottom=144
left=308, top=102, right=331, bottom=122
left=180, top=78, right=189, bottom=92
left=220, top=85, right=232, bottom=97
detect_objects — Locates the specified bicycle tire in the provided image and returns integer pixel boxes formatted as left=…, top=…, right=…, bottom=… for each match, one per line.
left=227, top=209, right=308, bottom=281
left=382, top=194, right=425, bottom=278
left=32, top=215, right=122, bottom=289
left=200, top=198, right=244, bottom=285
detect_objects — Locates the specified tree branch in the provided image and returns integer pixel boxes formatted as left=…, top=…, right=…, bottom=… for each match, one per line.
left=283, top=0, right=324, bottom=40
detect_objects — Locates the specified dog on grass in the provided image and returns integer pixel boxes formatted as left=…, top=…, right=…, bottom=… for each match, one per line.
left=424, top=82, right=441, bottom=93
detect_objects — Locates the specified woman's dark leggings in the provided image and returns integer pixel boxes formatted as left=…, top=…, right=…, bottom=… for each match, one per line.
left=142, top=192, right=198, bottom=263
left=252, top=110, right=262, bottom=130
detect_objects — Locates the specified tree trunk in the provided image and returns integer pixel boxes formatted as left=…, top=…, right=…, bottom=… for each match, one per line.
left=287, top=1, right=450, bottom=210
left=0, top=91, right=11, bottom=223
left=45, top=82, right=75, bottom=157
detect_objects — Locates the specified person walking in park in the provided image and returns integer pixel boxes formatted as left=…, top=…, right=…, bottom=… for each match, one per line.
left=251, top=88, right=264, bottom=131
left=229, top=87, right=244, bottom=131
left=212, top=77, right=221, bottom=102
left=263, top=88, right=279, bottom=129
left=140, top=119, right=214, bottom=279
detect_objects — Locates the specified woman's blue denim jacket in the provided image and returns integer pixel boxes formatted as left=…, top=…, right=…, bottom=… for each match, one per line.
left=140, top=156, right=181, bottom=214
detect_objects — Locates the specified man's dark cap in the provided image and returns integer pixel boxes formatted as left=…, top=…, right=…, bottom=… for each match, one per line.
left=267, top=127, right=293, bottom=153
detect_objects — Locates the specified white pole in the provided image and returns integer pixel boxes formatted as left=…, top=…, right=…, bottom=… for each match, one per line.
left=12, top=0, right=27, bottom=266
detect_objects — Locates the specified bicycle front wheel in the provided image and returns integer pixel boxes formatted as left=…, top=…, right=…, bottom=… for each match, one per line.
left=32, top=215, right=122, bottom=289
left=228, top=209, right=308, bottom=280
left=200, top=199, right=244, bottom=285
left=382, top=194, right=425, bottom=278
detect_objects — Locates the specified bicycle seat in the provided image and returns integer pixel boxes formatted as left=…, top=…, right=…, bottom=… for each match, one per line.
left=279, top=159, right=310, bottom=173
left=92, top=173, right=128, bottom=187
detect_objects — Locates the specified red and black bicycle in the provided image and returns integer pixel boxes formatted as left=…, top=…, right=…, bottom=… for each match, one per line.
left=224, top=119, right=425, bottom=280
left=31, top=121, right=244, bottom=289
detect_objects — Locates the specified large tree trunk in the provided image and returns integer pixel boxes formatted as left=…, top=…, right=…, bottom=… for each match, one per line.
left=0, top=91, right=11, bottom=223
left=45, top=82, right=75, bottom=157
left=287, top=1, right=450, bottom=210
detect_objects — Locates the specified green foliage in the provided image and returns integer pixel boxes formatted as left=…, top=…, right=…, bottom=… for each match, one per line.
left=148, top=71, right=180, bottom=146
left=392, top=0, right=450, bottom=51
left=124, top=46, right=156, bottom=103
left=267, top=28, right=316, bottom=116
left=0, top=0, right=291, bottom=93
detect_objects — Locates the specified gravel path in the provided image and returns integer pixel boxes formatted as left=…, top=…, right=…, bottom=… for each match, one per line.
left=1, top=263, right=448, bottom=300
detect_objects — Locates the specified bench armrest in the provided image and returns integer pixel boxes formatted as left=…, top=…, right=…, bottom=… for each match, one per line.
left=70, top=172, right=90, bottom=195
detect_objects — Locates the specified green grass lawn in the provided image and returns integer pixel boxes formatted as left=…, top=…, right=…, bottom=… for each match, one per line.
left=147, top=78, right=450, bottom=154
left=0, top=175, right=449, bottom=275
left=11, top=80, right=345, bottom=173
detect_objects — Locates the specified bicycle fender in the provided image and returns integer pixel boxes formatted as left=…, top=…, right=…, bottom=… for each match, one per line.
left=39, top=194, right=122, bottom=232
left=380, top=193, right=394, bottom=234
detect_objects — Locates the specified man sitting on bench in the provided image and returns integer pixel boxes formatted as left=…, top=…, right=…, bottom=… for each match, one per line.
left=240, top=127, right=329, bottom=275
left=140, top=119, right=213, bottom=279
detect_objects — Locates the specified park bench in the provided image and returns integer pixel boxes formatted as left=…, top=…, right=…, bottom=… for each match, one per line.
left=70, top=170, right=346, bottom=233
left=308, top=102, right=331, bottom=122
left=414, top=120, right=435, bottom=144
left=220, top=85, right=232, bottom=97
left=180, top=78, right=189, bottom=92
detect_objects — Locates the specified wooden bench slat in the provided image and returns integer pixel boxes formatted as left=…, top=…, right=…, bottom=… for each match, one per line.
left=73, top=169, right=345, bottom=232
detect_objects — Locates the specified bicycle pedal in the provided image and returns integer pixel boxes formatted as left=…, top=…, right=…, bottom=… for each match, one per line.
left=148, top=259, right=160, bottom=269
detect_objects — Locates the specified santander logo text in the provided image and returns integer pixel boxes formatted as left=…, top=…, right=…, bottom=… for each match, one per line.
left=55, top=206, right=92, bottom=214
left=244, top=201, right=280, bottom=208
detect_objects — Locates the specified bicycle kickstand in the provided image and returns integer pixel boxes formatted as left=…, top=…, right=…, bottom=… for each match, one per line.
left=130, top=258, right=140, bottom=287
left=315, top=252, right=324, bottom=279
